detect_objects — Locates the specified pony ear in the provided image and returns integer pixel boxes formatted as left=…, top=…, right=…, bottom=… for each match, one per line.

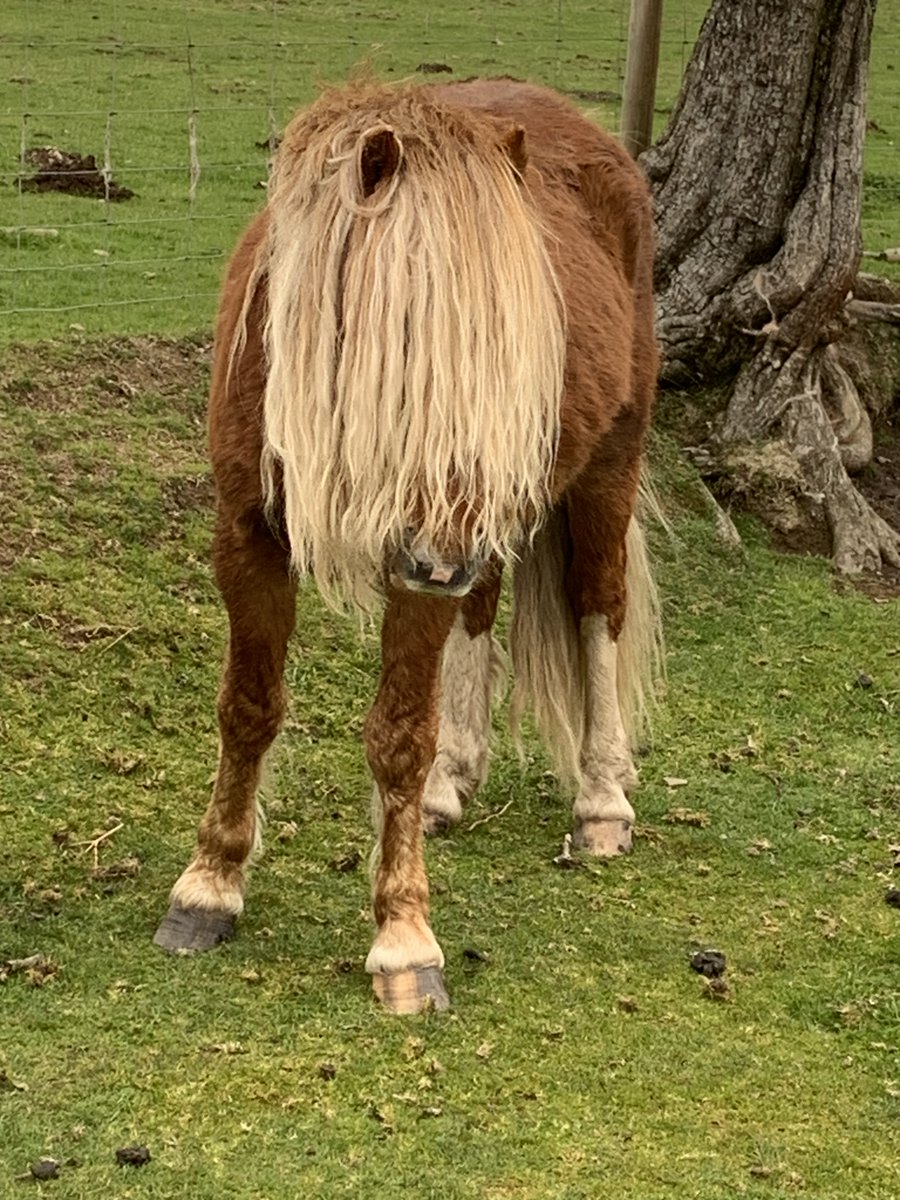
left=359, top=126, right=402, bottom=198
left=501, top=125, right=528, bottom=178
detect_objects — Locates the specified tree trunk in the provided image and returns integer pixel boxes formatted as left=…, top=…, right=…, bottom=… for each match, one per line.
left=642, top=0, right=900, bottom=574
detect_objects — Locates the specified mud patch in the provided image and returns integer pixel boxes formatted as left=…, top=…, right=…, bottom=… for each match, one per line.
left=115, top=1144, right=151, bottom=1167
left=19, top=146, right=134, bottom=201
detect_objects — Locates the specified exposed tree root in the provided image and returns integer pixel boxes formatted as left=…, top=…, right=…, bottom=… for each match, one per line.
left=719, top=340, right=900, bottom=575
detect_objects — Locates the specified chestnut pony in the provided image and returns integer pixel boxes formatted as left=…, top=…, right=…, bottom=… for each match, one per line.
left=155, top=78, right=660, bottom=1013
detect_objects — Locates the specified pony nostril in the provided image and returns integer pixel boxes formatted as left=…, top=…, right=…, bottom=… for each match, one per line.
left=410, top=558, right=435, bottom=585
left=390, top=544, right=478, bottom=596
left=424, top=563, right=457, bottom=586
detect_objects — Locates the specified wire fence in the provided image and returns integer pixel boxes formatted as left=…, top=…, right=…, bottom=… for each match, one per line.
left=2, top=0, right=896, bottom=342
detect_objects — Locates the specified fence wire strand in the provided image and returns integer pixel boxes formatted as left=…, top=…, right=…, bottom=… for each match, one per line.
left=3, top=1, right=896, bottom=337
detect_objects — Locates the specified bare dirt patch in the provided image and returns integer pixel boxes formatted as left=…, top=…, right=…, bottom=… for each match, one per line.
left=161, top=474, right=215, bottom=518
left=0, top=334, right=211, bottom=418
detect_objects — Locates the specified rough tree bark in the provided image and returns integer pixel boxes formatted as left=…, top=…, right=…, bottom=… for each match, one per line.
left=642, top=0, right=900, bottom=574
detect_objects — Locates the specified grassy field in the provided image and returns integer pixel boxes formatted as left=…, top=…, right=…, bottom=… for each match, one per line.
left=2, top=2, right=900, bottom=1196
left=1, top=337, right=899, bottom=1197
left=2, top=0, right=899, bottom=342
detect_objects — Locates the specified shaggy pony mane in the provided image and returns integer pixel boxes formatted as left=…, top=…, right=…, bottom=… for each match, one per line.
left=251, top=82, right=566, bottom=606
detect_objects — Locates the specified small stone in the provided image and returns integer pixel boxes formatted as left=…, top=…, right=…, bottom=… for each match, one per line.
left=854, top=672, right=873, bottom=689
left=885, top=887, right=900, bottom=909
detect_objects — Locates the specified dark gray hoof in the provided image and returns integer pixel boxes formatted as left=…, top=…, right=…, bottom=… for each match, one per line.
left=153, top=905, right=236, bottom=953
left=422, top=809, right=455, bottom=837
left=371, top=965, right=451, bottom=1014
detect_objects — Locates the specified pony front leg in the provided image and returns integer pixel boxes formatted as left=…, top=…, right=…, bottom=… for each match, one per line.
left=364, top=588, right=459, bottom=1013
left=155, top=515, right=296, bottom=951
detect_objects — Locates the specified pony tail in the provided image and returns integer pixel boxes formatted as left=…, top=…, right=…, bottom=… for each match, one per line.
left=509, top=494, right=663, bottom=784
left=510, top=507, right=584, bottom=785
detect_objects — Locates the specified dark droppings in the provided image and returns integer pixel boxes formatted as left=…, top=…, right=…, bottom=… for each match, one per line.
left=690, top=949, right=728, bottom=978
left=29, top=1159, right=60, bottom=1180
left=115, top=1144, right=151, bottom=1167
left=463, top=947, right=490, bottom=963
left=19, top=146, right=134, bottom=200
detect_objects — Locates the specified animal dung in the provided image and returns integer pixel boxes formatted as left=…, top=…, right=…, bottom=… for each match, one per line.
left=115, top=1144, right=151, bottom=1167
left=19, top=147, right=134, bottom=201
left=690, top=948, right=727, bottom=978
left=29, top=1159, right=60, bottom=1180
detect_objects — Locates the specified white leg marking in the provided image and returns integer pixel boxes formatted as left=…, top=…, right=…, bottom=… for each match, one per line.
left=365, top=918, right=445, bottom=975
left=166, top=742, right=268, bottom=914
left=573, top=615, right=637, bottom=855
left=169, top=859, right=246, bottom=915
left=422, top=617, right=499, bottom=830
left=367, top=785, right=444, bottom=973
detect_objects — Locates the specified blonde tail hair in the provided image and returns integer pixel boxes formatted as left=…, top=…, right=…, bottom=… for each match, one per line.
left=510, top=491, right=662, bottom=785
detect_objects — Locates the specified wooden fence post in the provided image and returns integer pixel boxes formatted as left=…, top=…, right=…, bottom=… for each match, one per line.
left=621, top=0, right=664, bottom=158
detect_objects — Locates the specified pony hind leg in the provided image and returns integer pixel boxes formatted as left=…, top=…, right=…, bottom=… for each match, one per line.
left=155, top=512, right=296, bottom=951
left=566, top=460, right=657, bottom=857
left=422, top=563, right=503, bottom=834
left=511, top=458, right=658, bottom=858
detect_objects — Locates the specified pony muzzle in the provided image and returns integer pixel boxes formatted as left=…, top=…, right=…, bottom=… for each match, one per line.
left=390, top=537, right=483, bottom=597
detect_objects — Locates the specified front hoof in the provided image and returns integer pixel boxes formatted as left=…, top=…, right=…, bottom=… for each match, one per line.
left=153, top=905, right=236, bottom=953
left=372, top=966, right=450, bottom=1014
left=573, top=817, right=633, bottom=857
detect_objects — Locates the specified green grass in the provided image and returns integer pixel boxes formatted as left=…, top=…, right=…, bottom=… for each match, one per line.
left=2, top=0, right=897, bottom=343
left=2, top=3, right=900, bottom=1193
left=2, top=337, right=900, bottom=1197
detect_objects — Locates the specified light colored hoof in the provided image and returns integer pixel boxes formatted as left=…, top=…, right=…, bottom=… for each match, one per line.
left=153, top=905, right=236, bottom=952
left=573, top=817, right=633, bottom=857
left=371, top=966, right=450, bottom=1014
